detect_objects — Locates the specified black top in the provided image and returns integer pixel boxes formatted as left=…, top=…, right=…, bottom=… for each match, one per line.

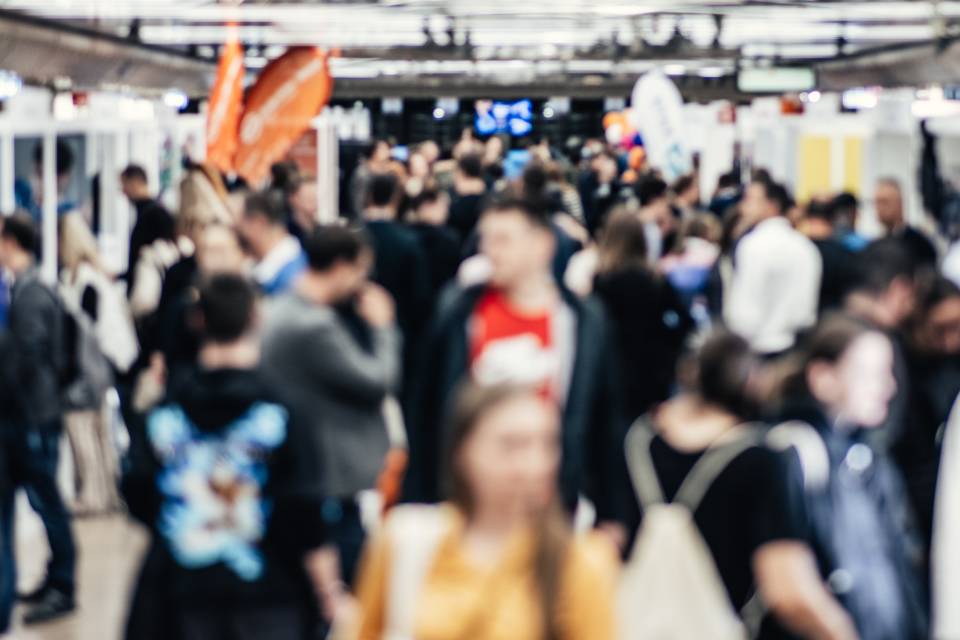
left=624, top=433, right=801, bottom=610
left=447, top=193, right=486, bottom=245
left=365, top=220, right=431, bottom=347
left=594, top=268, right=693, bottom=421
left=896, top=227, right=938, bottom=274
left=128, top=198, right=175, bottom=293
left=813, top=238, right=859, bottom=313
left=123, top=368, right=326, bottom=618
left=408, top=223, right=461, bottom=303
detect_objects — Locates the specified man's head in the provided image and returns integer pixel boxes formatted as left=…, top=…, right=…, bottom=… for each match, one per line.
left=120, top=164, right=150, bottom=201
left=197, top=223, right=247, bottom=276
left=365, top=139, right=392, bottom=166
left=365, top=173, right=400, bottom=218
left=302, top=225, right=373, bottom=303
left=34, top=140, right=74, bottom=185
left=479, top=199, right=556, bottom=289
left=197, top=273, right=258, bottom=346
left=0, top=213, right=38, bottom=274
left=417, top=140, right=441, bottom=165
left=409, top=187, right=450, bottom=226
left=875, top=178, right=904, bottom=233
left=286, top=176, right=319, bottom=230
left=846, top=238, right=916, bottom=329
left=240, top=190, right=288, bottom=259
left=457, top=154, right=485, bottom=181
left=830, top=192, right=859, bottom=232
left=672, top=174, right=700, bottom=207
left=741, top=179, right=791, bottom=228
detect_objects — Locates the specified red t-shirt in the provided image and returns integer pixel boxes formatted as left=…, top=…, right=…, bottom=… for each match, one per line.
left=469, top=289, right=558, bottom=396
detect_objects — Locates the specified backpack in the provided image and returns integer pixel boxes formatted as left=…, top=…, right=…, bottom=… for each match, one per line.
left=59, top=292, right=114, bottom=411
left=618, top=419, right=761, bottom=640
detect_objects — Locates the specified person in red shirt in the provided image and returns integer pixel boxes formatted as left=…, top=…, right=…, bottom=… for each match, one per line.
left=406, top=198, right=625, bottom=540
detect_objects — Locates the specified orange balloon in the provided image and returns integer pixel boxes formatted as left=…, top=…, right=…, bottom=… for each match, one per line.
left=235, top=47, right=333, bottom=186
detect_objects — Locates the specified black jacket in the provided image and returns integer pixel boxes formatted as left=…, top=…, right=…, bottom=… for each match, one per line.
left=9, top=267, right=63, bottom=428
left=403, top=283, right=626, bottom=523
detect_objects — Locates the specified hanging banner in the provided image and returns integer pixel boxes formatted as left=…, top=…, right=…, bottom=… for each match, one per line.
left=235, top=47, right=333, bottom=187
left=629, top=69, right=692, bottom=182
left=206, top=28, right=244, bottom=174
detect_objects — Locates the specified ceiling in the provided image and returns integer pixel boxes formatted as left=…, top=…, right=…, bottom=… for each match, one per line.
left=0, top=1, right=958, bottom=97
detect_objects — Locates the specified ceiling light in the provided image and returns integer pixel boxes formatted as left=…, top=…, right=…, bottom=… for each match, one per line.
left=433, top=107, right=446, bottom=119
left=698, top=67, right=726, bottom=78
left=663, top=64, right=686, bottom=77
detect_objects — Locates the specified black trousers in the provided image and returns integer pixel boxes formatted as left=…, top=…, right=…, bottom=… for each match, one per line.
left=176, top=605, right=309, bottom=640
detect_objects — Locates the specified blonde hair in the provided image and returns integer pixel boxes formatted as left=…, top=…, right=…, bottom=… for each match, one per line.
left=59, top=213, right=105, bottom=276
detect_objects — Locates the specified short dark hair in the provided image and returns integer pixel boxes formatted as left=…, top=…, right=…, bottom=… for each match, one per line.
left=363, top=139, right=389, bottom=161
left=458, top=154, right=484, bottom=179
left=717, top=171, right=740, bottom=190
left=270, top=161, right=300, bottom=193
left=197, top=274, right=257, bottom=344
left=696, top=330, right=762, bottom=420
left=481, top=197, right=552, bottom=231
left=831, top=192, right=859, bottom=213
left=851, top=238, right=914, bottom=295
left=672, top=174, right=697, bottom=196
left=409, top=186, right=443, bottom=213
left=34, top=140, right=75, bottom=177
left=806, top=199, right=833, bottom=221
left=1, top=213, right=37, bottom=253
left=752, top=179, right=792, bottom=215
left=367, top=173, right=399, bottom=209
left=120, top=164, right=148, bottom=183
left=244, top=189, right=287, bottom=227
left=636, top=175, right=669, bottom=207
left=303, top=225, right=370, bottom=272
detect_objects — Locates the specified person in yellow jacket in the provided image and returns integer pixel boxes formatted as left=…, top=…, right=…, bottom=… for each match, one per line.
left=352, top=382, right=618, bottom=640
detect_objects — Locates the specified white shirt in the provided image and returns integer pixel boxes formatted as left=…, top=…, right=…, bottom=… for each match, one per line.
left=724, top=217, right=822, bottom=355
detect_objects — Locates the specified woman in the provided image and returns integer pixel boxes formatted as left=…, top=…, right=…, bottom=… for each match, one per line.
left=353, top=383, right=617, bottom=640
left=776, top=315, right=928, bottom=639
left=592, top=209, right=693, bottom=421
left=622, top=330, right=857, bottom=640
left=59, top=213, right=139, bottom=514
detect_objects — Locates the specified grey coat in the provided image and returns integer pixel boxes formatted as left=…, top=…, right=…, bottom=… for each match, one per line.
left=260, top=293, right=401, bottom=498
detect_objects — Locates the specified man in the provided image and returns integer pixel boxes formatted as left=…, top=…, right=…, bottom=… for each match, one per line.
left=121, top=164, right=175, bottom=294
left=724, top=179, right=822, bottom=356
left=239, top=190, right=307, bottom=296
left=123, top=275, right=342, bottom=639
left=404, top=198, right=623, bottom=528
left=636, top=175, right=674, bottom=261
left=448, top=153, right=489, bottom=244
left=671, top=173, right=705, bottom=221
left=875, top=178, right=938, bottom=273
left=801, top=199, right=859, bottom=313
left=349, top=139, right=392, bottom=220
left=285, top=175, right=319, bottom=245
left=407, top=186, right=461, bottom=305
left=579, top=150, right=621, bottom=235
left=261, top=226, right=400, bottom=586
left=362, top=173, right=431, bottom=386
left=830, top=191, right=869, bottom=252
left=15, top=140, right=78, bottom=223
left=0, top=214, right=76, bottom=625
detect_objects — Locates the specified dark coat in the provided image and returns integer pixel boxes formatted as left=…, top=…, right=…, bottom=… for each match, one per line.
left=402, top=283, right=627, bottom=523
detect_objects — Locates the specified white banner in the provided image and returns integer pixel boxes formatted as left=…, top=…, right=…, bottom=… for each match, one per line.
left=630, top=70, right=692, bottom=182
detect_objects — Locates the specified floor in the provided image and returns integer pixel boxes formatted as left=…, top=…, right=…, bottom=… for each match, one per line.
left=6, top=510, right=147, bottom=640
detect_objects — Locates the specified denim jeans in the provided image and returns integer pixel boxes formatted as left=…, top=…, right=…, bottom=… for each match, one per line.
left=321, top=498, right=365, bottom=588
left=9, top=424, right=77, bottom=598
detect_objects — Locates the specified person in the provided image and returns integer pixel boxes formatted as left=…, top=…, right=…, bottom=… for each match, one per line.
left=875, top=178, right=938, bottom=274
left=829, top=192, right=868, bottom=252
left=593, top=209, right=693, bottom=422
left=0, top=214, right=76, bottom=624
left=800, top=200, right=859, bottom=313
left=724, top=179, right=822, bottom=356
left=899, top=276, right=960, bottom=547
left=635, top=175, right=674, bottom=262
left=659, top=214, right=721, bottom=319
left=672, top=173, right=705, bottom=221
left=285, top=175, right=319, bottom=245
left=354, top=382, right=617, bottom=640
left=546, top=161, right=585, bottom=224
left=121, top=164, right=176, bottom=295
left=122, top=274, right=340, bottom=640
left=775, top=314, right=928, bottom=639
left=405, top=198, right=623, bottom=532
left=239, top=190, right=307, bottom=296
left=59, top=213, right=137, bottom=514
left=349, top=139, right=392, bottom=220
left=844, top=239, right=918, bottom=453
left=261, top=226, right=400, bottom=587
left=15, top=140, right=79, bottom=222
left=406, top=186, right=461, bottom=306
left=448, top=153, right=489, bottom=245
left=579, top=150, right=621, bottom=236
left=708, top=171, right=743, bottom=219
left=621, top=331, right=857, bottom=640
left=361, top=173, right=431, bottom=388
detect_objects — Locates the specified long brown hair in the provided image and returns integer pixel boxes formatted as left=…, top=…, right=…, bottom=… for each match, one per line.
left=444, top=382, right=571, bottom=640
left=596, top=207, right=649, bottom=275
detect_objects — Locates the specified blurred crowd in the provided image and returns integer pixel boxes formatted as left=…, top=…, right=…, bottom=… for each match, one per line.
left=1, top=129, right=960, bottom=640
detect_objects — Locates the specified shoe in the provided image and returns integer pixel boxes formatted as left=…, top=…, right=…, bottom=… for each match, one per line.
left=16, top=583, right=49, bottom=604
left=22, top=589, right=75, bottom=625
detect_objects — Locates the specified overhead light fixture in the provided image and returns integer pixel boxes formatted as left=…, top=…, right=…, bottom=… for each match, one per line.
left=433, top=107, right=446, bottom=119
left=543, top=106, right=556, bottom=118
left=698, top=66, right=726, bottom=78
left=663, top=64, right=686, bottom=76
left=0, top=70, right=22, bottom=100
left=163, top=89, right=189, bottom=111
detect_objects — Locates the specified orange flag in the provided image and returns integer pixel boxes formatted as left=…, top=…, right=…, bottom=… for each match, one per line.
left=206, top=28, right=244, bottom=174
left=234, top=47, right=333, bottom=187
